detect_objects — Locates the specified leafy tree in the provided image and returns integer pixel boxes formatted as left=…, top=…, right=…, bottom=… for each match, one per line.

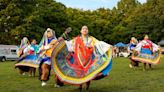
left=0, top=0, right=163, bottom=45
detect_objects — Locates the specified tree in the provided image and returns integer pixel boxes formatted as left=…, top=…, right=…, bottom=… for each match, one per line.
left=0, top=0, right=68, bottom=44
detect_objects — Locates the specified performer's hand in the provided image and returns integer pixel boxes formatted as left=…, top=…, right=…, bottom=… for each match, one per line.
left=40, top=46, right=45, bottom=51
left=86, top=43, right=91, bottom=48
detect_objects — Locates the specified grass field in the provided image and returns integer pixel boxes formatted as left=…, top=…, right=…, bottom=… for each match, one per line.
left=0, top=55, right=164, bottom=92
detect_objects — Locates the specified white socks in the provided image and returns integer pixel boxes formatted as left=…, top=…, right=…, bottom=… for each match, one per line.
left=54, top=84, right=60, bottom=88
left=41, top=81, right=47, bottom=87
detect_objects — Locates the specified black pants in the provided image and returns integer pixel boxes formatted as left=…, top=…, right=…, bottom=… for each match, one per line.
left=56, top=77, right=64, bottom=86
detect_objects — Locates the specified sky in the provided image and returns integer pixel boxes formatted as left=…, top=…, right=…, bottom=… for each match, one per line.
left=56, top=0, right=147, bottom=10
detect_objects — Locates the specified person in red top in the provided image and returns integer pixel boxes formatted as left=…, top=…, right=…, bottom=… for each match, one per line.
left=135, top=35, right=156, bottom=70
left=54, top=25, right=112, bottom=92
left=131, top=35, right=160, bottom=71
left=140, top=35, right=153, bottom=70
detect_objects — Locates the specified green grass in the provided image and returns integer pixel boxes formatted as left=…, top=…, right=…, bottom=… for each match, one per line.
left=0, top=55, right=164, bottom=92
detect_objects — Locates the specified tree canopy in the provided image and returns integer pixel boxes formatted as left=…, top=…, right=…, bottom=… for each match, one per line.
left=0, top=0, right=163, bottom=45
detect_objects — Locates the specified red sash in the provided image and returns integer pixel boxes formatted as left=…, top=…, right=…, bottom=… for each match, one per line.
left=66, top=36, right=94, bottom=76
left=142, top=40, right=152, bottom=49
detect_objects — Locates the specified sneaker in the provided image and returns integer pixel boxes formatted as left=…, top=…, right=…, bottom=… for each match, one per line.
left=54, top=84, right=60, bottom=88
left=129, top=64, right=133, bottom=68
left=41, top=81, right=47, bottom=87
left=22, top=72, right=26, bottom=75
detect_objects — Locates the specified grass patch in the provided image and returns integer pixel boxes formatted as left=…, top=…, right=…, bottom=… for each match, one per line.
left=0, top=55, right=164, bottom=92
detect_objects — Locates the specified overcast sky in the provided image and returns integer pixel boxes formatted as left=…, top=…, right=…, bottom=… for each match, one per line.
left=56, top=0, right=147, bottom=10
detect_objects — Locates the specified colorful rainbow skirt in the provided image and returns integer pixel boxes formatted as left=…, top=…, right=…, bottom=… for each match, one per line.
left=131, top=50, right=161, bottom=64
left=51, top=41, right=112, bottom=84
left=15, top=55, right=39, bottom=68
